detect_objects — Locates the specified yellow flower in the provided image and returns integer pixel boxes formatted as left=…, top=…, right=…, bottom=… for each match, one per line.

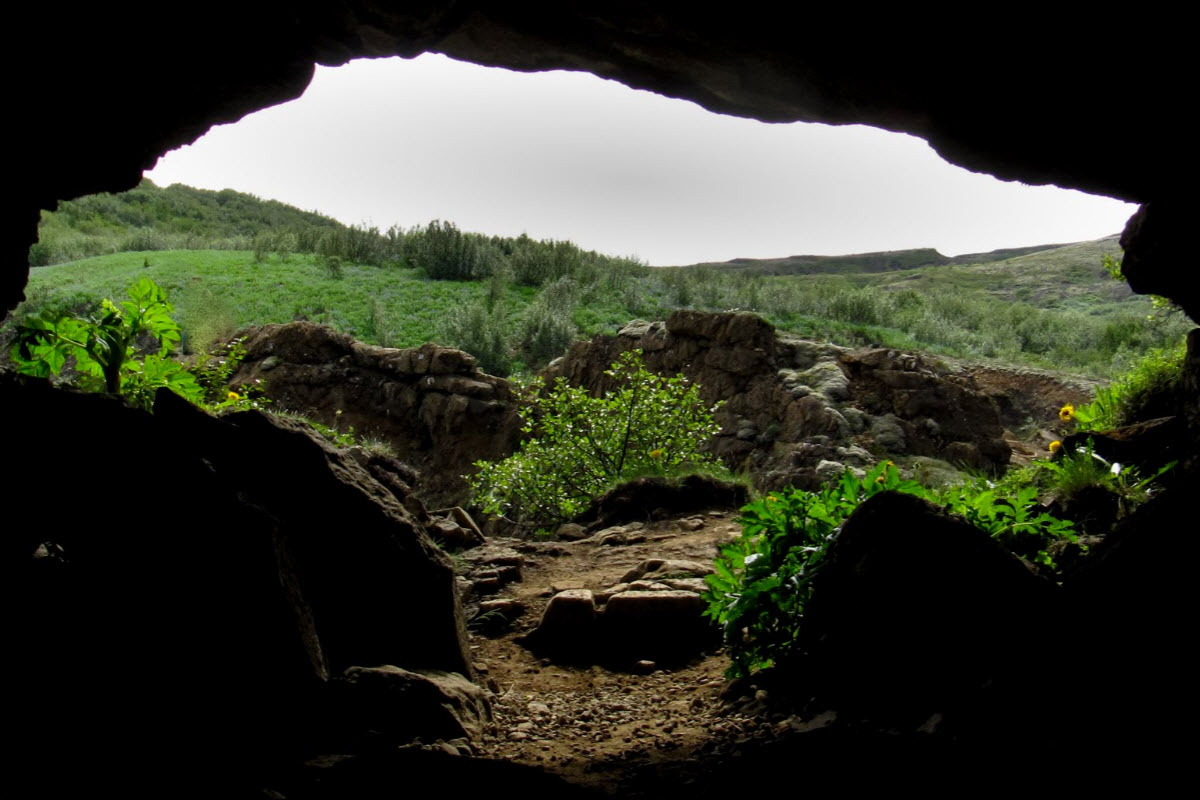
left=649, top=448, right=665, bottom=460
left=1059, top=404, right=1075, bottom=422
left=227, top=390, right=240, bottom=401
left=1048, top=440, right=1062, bottom=453
left=875, top=476, right=886, bottom=484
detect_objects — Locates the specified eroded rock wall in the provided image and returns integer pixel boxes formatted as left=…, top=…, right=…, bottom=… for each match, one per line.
left=233, top=322, right=524, bottom=506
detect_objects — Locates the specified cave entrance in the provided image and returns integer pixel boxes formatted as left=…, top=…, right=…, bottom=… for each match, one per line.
left=9, top=38, right=1190, bottom=800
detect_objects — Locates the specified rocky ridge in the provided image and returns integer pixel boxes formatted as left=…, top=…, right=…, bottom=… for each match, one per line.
left=546, top=310, right=1012, bottom=491
left=231, top=313, right=1080, bottom=509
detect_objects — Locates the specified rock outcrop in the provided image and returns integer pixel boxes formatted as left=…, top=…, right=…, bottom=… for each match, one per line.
left=223, top=316, right=1018, bottom=504
left=233, top=322, right=523, bottom=507
left=545, top=310, right=1011, bottom=490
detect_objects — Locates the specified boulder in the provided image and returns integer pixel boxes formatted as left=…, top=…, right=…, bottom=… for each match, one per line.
left=336, top=665, right=492, bottom=744
left=576, top=474, right=751, bottom=532
left=797, top=491, right=1062, bottom=722
left=601, top=590, right=713, bottom=663
left=521, top=589, right=598, bottom=659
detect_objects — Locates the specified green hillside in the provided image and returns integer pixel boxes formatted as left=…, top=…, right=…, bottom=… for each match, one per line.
left=12, top=183, right=1189, bottom=380
left=31, top=179, right=346, bottom=266
left=678, top=241, right=1069, bottom=276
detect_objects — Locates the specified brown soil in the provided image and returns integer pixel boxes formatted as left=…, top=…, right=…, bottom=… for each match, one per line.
left=466, top=511, right=797, bottom=796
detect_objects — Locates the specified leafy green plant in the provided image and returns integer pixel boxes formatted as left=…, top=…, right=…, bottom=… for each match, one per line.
left=933, top=478, right=1077, bottom=567
left=468, top=349, right=724, bottom=528
left=704, top=462, right=1079, bottom=678
left=11, top=277, right=201, bottom=409
left=703, top=462, right=915, bottom=677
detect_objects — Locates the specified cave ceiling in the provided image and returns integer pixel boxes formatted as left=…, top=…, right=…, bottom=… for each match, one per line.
left=8, top=3, right=1186, bottom=315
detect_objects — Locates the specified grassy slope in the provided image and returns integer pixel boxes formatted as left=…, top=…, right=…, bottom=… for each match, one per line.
left=22, top=251, right=537, bottom=352
left=17, top=232, right=1189, bottom=381
left=14, top=180, right=1187, bottom=379
left=31, top=180, right=347, bottom=266
left=844, top=237, right=1130, bottom=312
left=677, top=241, right=1069, bottom=276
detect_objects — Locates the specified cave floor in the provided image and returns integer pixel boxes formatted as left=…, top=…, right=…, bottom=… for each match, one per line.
left=467, top=511, right=798, bottom=797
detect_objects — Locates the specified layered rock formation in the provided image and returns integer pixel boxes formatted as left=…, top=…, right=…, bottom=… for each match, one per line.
left=233, top=322, right=523, bottom=506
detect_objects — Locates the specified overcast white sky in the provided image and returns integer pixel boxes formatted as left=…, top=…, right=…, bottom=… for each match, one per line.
left=145, top=54, right=1135, bottom=267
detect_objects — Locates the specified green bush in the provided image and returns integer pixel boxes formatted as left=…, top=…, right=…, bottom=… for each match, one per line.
left=509, top=237, right=581, bottom=287
left=519, top=276, right=580, bottom=368
left=469, top=349, right=723, bottom=528
left=410, top=220, right=496, bottom=281
left=704, top=462, right=1078, bottom=678
left=438, top=299, right=513, bottom=377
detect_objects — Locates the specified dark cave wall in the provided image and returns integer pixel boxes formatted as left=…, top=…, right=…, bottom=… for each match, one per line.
left=7, top=3, right=1189, bottom=316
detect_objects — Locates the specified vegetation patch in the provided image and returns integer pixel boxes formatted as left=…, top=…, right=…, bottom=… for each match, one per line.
left=469, top=350, right=724, bottom=529
left=702, top=461, right=1082, bottom=678
left=18, top=183, right=1190, bottom=378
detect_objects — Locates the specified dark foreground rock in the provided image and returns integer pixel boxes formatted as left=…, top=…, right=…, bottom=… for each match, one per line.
left=5, top=375, right=473, bottom=797
left=795, top=491, right=1063, bottom=723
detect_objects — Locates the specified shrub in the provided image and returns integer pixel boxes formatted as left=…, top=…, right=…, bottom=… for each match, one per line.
left=509, top=237, right=581, bottom=286
left=520, top=303, right=576, bottom=368
left=469, top=350, right=723, bottom=528
left=190, top=336, right=270, bottom=413
left=519, top=276, right=579, bottom=368
left=410, top=220, right=496, bottom=281
left=438, top=299, right=512, bottom=377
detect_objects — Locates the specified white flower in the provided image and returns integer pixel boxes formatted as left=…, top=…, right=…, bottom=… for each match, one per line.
left=1111, top=462, right=1123, bottom=477
left=744, top=553, right=762, bottom=567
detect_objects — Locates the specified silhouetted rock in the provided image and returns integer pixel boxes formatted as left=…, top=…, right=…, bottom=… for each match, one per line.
left=576, top=474, right=751, bottom=531
left=5, top=375, right=473, bottom=796
left=796, top=491, right=1062, bottom=723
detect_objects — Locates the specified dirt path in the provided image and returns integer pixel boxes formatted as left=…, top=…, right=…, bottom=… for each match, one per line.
left=464, top=511, right=791, bottom=796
